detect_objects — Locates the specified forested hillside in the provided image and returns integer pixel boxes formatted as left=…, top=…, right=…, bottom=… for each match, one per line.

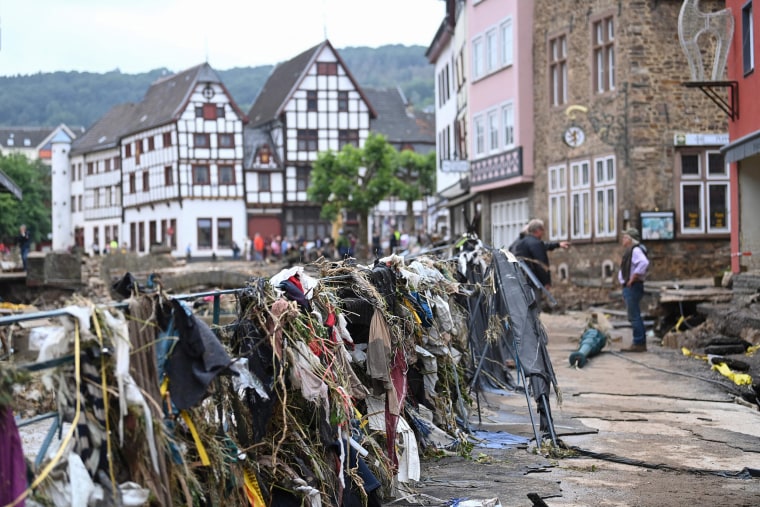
left=0, top=44, right=434, bottom=129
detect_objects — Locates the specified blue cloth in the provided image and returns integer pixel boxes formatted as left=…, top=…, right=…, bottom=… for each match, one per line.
left=471, top=430, right=530, bottom=448
left=623, top=282, right=646, bottom=345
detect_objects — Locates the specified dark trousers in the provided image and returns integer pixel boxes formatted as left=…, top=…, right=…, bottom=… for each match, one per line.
left=623, top=282, right=645, bottom=345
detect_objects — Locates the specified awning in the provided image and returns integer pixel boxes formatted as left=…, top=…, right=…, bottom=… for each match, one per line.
left=0, top=168, right=22, bottom=200
left=721, top=128, right=760, bottom=164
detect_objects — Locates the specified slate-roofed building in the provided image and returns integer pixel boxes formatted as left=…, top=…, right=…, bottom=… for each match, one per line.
left=243, top=40, right=376, bottom=244
left=0, top=124, right=80, bottom=164
left=52, top=63, right=248, bottom=256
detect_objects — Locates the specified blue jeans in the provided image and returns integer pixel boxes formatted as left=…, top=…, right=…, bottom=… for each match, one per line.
left=623, top=282, right=645, bottom=345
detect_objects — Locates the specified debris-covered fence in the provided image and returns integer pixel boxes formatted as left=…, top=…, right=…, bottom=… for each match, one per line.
left=0, top=239, right=560, bottom=506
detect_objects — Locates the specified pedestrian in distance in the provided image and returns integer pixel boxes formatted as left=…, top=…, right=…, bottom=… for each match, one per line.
left=511, top=218, right=570, bottom=296
left=16, top=224, right=31, bottom=272
left=618, top=227, right=650, bottom=352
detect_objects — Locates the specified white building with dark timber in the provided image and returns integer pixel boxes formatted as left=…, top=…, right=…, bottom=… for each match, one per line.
left=244, top=40, right=377, bottom=243
left=51, top=63, right=248, bottom=258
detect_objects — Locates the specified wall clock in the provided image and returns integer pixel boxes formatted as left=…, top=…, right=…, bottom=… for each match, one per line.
left=563, top=126, right=585, bottom=148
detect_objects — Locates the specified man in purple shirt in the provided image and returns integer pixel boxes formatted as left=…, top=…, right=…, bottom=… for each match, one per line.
left=618, top=228, right=650, bottom=352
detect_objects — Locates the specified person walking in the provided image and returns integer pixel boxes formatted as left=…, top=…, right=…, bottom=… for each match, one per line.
left=618, top=228, right=650, bottom=352
left=15, top=224, right=31, bottom=272
left=511, top=218, right=570, bottom=295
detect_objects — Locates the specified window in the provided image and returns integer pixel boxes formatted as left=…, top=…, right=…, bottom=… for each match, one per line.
left=193, top=165, right=210, bottom=185
left=218, top=133, right=235, bottom=148
left=195, top=106, right=203, bottom=118
left=550, top=34, right=568, bottom=106
left=296, top=167, right=310, bottom=192
left=500, top=18, right=513, bottom=67
left=113, top=157, right=120, bottom=170
left=105, top=159, right=111, bottom=172
left=297, top=129, right=318, bottom=151
left=142, top=170, right=149, bottom=191
left=679, top=150, right=729, bottom=234
left=129, top=173, right=136, bottom=194
left=338, top=91, right=349, bottom=112
left=474, top=115, right=485, bottom=156
left=491, top=198, right=528, bottom=250
left=217, top=218, right=232, bottom=248
left=106, top=187, right=112, bottom=206
left=202, top=104, right=217, bottom=120
left=307, top=90, right=318, bottom=111
left=570, top=160, right=592, bottom=239
left=593, top=16, right=615, bottom=93
left=259, top=172, right=271, bottom=192
left=125, top=143, right=132, bottom=158
left=162, top=132, right=172, bottom=147
left=743, top=2, right=755, bottom=75
left=197, top=218, right=212, bottom=249
left=194, top=133, right=210, bottom=148
left=164, top=166, right=173, bottom=186
left=87, top=162, right=94, bottom=175
left=486, top=29, right=497, bottom=73
left=501, top=103, right=514, bottom=148
left=148, top=136, right=155, bottom=151
left=548, top=164, right=568, bottom=240
left=472, top=37, right=484, bottom=79
left=594, top=156, right=617, bottom=238
left=487, top=110, right=499, bottom=152
left=317, top=62, right=338, bottom=75
left=217, top=105, right=226, bottom=119
left=218, top=165, right=235, bottom=184
left=339, top=129, right=359, bottom=149
left=550, top=157, right=618, bottom=241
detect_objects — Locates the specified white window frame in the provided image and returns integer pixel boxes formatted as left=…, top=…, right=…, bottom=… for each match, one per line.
left=501, top=102, right=514, bottom=148
left=594, top=155, right=617, bottom=238
left=472, top=37, right=484, bottom=79
left=500, top=18, right=514, bottom=67
left=743, top=3, right=755, bottom=75
left=678, top=150, right=730, bottom=235
left=486, top=29, right=497, bottom=73
left=474, top=115, right=485, bottom=156
left=487, top=109, right=499, bottom=153
left=491, top=198, right=529, bottom=250
left=570, top=160, right=592, bottom=239
left=548, top=164, right=568, bottom=240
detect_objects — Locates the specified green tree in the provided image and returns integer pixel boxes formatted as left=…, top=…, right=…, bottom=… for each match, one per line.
left=391, top=150, right=436, bottom=234
left=308, top=133, right=396, bottom=258
left=0, top=154, right=52, bottom=247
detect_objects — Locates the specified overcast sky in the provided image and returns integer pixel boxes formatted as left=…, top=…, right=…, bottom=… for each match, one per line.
left=0, top=0, right=444, bottom=76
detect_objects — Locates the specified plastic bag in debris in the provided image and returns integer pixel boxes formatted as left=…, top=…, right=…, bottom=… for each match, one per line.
left=450, top=498, right=502, bottom=507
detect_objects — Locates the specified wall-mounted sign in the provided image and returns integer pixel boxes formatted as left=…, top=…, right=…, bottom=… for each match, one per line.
left=673, top=133, right=729, bottom=146
left=441, top=160, right=470, bottom=173
left=640, top=210, right=675, bottom=240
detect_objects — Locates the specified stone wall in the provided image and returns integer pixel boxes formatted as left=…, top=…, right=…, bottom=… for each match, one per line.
left=533, top=0, right=730, bottom=287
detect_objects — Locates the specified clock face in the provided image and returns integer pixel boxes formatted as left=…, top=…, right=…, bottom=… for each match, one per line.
left=564, top=126, right=585, bottom=148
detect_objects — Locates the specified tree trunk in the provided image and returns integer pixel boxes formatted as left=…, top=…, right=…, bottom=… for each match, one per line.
left=405, top=199, right=415, bottom=235
left=356, top=212, right=370, bottom=260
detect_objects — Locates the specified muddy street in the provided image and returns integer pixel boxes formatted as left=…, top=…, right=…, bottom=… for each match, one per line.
left=407, top=311, right=760, bottom=507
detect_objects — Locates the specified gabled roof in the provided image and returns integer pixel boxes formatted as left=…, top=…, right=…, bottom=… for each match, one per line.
left=247, top=40, right=376, bottom=128
left=363, top=87, right=435, bottom=146
left=71, top=63, right=247, bottom=155
left=71, top=103, right=138, bottom=155
left=0, top=126, right=58, bottom=150
left=125, top=63, right=247, bottom=133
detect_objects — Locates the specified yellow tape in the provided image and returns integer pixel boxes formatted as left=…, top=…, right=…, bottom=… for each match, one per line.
left=6, top=319, right=83, bottom=507
left=711, top=362, right=753, bottom=386
left=180, top=410, right=211, bottom=466
left=243, top=468, right=266, bottom=507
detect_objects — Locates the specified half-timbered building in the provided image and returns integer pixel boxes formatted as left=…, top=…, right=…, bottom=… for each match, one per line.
left=52, top=63, right=248, bottom=257
left=244, top=40, right=376, bottom=244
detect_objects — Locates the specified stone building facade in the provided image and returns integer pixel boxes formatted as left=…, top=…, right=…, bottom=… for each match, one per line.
left=533, top=0, right=731, bottom=295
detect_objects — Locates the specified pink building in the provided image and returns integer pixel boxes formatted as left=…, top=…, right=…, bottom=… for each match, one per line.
left=467, top=0, right=535, bottom=249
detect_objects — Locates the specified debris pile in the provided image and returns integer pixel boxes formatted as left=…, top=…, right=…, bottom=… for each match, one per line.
left=1, top=240, right=560, bottom=506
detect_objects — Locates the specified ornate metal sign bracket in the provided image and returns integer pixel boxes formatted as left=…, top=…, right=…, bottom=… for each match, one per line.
left=683, top=81, right=739, bottom=120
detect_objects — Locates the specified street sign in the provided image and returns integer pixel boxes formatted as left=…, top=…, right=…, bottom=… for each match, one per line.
left=441, top=160, right=469, bottom=173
